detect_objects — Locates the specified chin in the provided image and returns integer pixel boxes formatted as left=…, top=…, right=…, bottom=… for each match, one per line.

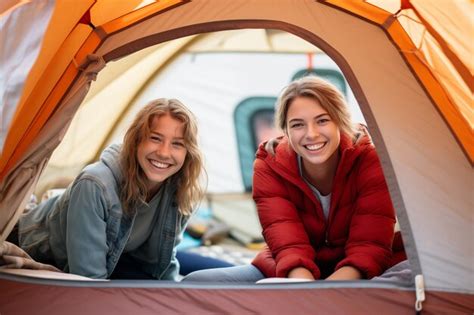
left=144, top=171, right=166, bottom=184
left=303, top=154, right=330, bottom=166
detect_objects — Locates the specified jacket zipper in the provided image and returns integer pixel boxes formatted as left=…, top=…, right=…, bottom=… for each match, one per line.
left=325, top=194, right=334, bottom=247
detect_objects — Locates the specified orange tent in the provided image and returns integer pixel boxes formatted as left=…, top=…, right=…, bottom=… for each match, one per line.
left=0, top=1, right=472, bottom=314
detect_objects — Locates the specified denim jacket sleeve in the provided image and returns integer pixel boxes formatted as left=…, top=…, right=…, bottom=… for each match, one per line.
left=161, top=244, right=180, bottom=280
left=66, top=178, right=109, bottom=278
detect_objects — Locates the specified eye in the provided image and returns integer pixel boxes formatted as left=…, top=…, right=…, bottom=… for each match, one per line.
left=172, top=141, right=185, bottom=148
left=290, top=122, right=304, bottom=129
left=317, top=118, right=330, bottom=125
left=150, top=135, right=162, bottom=142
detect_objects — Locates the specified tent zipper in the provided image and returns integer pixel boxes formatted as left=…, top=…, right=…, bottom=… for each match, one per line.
left=414, top=274, right=425, bottom=313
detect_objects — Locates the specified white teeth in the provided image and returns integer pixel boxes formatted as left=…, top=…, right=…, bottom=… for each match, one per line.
left=305, top=143, right=325, bottom=151
left=150, top=159, right=170, bottom=169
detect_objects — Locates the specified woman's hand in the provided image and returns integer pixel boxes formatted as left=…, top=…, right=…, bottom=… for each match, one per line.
left=287, top=267, right=315, bottom=280
left=326, top=266, right=362, bottom=280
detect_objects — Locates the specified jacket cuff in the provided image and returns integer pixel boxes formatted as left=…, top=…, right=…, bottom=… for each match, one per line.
left=276, top=254, right=321, bottom=279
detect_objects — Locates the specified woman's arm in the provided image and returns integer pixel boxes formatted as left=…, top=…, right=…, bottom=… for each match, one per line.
left=66, top=179, right=109, bottom=278
left=253, top=158, right=320, bottom=279
left=335, top=148, right=396, bottom=279
left=326, top=266, right=362, bottom=280
left=288, top=267, right=315, bottom=280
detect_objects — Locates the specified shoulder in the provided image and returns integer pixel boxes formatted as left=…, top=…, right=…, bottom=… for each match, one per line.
left=253, top=142, right=300, bottom=199
left=337, top=133, right=384, bottom=184
left=349, top=143, right=388, bottom=193
left=355, top=142, right=381, bottom=170
left=256, top=137, right=295, bottom=166
left=79, top=161, right=119, bottom=190
left=340, top=131, right=379, bottom=166
left=70, top=162, right=122, bottom=208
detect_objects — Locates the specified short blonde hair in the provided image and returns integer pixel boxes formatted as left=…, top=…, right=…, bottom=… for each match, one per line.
left=121, top=98, right=205, bottom=216
left=275, top=76, right=356, bottom=137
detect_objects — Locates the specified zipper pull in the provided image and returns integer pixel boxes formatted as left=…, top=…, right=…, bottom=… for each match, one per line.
left=415, top=274, right=425, bottom=313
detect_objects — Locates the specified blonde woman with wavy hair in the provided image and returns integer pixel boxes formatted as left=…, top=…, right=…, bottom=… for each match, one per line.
left=121, top=98, right=204, bottom=215
left=14, top=98, right=206, bottom=280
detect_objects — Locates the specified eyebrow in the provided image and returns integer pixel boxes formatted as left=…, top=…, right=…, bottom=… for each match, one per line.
left=150, top=131, right=185, bottom=140
left=288, top=113, right=329, bottom=124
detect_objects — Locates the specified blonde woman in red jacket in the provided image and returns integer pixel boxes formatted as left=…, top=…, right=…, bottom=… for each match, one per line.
left=183, top=76, right=405, bottom=282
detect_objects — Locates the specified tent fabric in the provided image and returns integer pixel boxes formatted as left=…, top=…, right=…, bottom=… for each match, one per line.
left=0, top=0, right=472, bottom=312
left=405, top=0, right=473, bottom=90
left=325, top=0, right=473, bottom=160
left=46, top=0, right=470, bottom=292
left=0, top=273, right=473, bottom=315
left=0, top=0, right=472, bottom=173
left=0, top=0, right=55, bottom=151
left=0, top=54, right=106, bottom=240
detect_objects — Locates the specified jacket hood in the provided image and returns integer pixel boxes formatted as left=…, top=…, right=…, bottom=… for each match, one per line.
left=100, top=144, right=123, bottom=184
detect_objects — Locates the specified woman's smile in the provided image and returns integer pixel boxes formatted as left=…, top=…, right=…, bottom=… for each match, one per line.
left=303, top=141, right=327, bottom=151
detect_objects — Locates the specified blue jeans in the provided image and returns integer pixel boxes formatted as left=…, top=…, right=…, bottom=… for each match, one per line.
left=176, top=251, right=234, bottom=276
left=182, top=260, right=412, bottom=283
left=110, top=251, right=234, bottom=279
left=182, top=264, right=265, bottom=283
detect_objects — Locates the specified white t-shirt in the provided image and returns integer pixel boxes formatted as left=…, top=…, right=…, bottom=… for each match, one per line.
left=298, top=155, right=331, bottom=220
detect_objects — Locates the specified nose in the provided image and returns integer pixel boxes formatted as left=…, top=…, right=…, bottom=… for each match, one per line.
left=306, top=123, right=320, bottom=139
left=156, top=142, right=171, bottom=159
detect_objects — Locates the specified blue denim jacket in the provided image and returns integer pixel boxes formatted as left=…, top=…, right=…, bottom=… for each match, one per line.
left=18, top=144, right=189, bottom=280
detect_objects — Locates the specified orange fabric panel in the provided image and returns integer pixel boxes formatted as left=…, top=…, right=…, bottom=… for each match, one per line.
left=324, top=0, right=389, bottom=24
left=0, top=0, right=24, bottom=16
left=75, top=31, right=102, bottom=67
left=90, top=0, right=150, bottom=26
left=395, top=44, right=474, bottom=161
left=0, top=64, right=79, bottom=179
left=16, top=1, right=94, bottom=112
left=410, top=0, right=473, bottom=77
left=409, top=2, right=473, bottom=92
left=99, top=0, right=185, bottom=34
left=322, top=0, right=474, bottom=163
left=381, top=12, right=474, bottom=162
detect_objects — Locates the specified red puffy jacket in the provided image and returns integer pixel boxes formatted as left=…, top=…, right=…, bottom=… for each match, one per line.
left=251, top=133, right=405, bottom=279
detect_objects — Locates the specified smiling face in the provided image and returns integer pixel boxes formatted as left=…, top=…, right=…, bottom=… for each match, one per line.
left=137, top=113, right=187, bottom=195
left=286, top=96, right=341, bottom=168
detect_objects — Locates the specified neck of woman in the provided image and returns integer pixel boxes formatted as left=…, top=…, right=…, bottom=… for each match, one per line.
left=302, top=150, right=340, bottom=196
left=145, top=182, right=162, bottom=202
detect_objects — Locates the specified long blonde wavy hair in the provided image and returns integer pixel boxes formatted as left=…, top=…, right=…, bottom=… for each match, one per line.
left=120, top=98, right=205, bottom=216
